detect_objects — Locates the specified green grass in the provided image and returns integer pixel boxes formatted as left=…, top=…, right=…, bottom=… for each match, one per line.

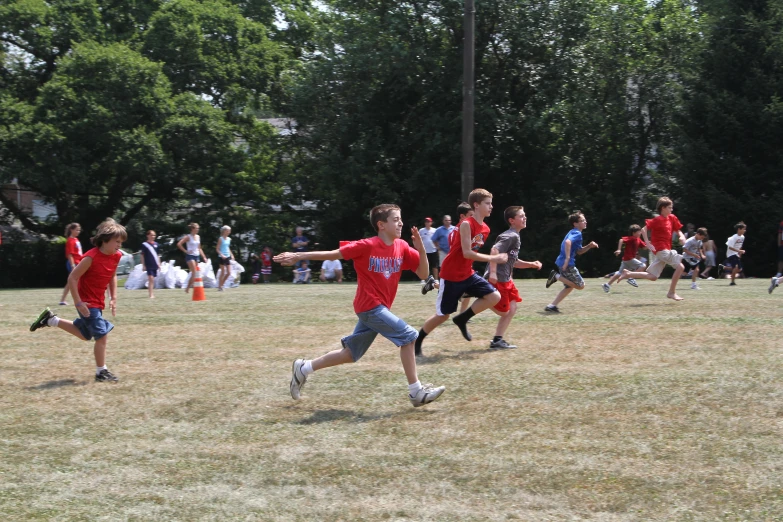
left=1, top=278, right=782, bottom=521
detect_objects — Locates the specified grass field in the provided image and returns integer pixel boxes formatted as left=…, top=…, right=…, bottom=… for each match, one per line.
left=1, top=278, right=781, bottom=521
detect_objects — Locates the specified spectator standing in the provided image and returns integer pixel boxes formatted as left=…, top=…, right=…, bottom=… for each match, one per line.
left=431, top=215, right=455, bottom=269
left=419, top=217, right=439, bottom=282
left=59, top=223, right=83, bottom=305
left=261, top=246, right=273, bottom=283
left=140, top=230, right=161, bottom=299
left=177, top=223, right=208, bottom=294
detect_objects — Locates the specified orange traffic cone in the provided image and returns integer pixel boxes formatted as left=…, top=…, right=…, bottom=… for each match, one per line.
left=191, top=267, right=207, bottom=302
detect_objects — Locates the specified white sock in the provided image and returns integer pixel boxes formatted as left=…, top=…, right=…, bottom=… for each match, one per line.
left=96, top=365, right=107, bottom=375
left=555, top=273, right=561, bottom=280
left=301, top=360, right=314, bottom=376
left=47, top=316, right=60, bottom=327
left=408, top=381, right=422, bottom=396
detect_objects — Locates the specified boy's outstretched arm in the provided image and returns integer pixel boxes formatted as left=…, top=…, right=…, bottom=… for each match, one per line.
left=410, top=226, right=430, bottom=280
left=514, top=259, right=542, bottom=270
left=459, top=221, right=507, bottom=264
left=614, top=238, right=624, bottom=256
left=641, top=226, right=655, bottom=253
left=274, top=249, right=343, bottom=266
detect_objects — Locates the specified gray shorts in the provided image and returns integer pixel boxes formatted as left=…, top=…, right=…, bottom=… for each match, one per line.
left=560, top=266, right=584, bottom=289
left=341, top=305, right=418, bottom=362
left=647, top=250, right=683, bottom=278
left=619, top=258, right=646, bottom=272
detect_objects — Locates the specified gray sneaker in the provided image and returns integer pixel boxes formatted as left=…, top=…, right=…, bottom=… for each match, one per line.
left=409, top=383, right=445, bottom=407
left=602, top=283, right=610, bottom=293
left=769, top=277, right=779, bottom=294
left=290, top=359, right=307, bottom=400
left=95, top=369, right=118, bottom=382
left=489, top=339, right=517, bottom=350
left=421, top=275, right=437, bottom=295
left=626, top=278, right=639, bottom=288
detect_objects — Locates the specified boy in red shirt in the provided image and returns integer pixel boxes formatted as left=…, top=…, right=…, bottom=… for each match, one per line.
left=414, top=188, right=507, bottom=357
left=602, top=224, right=647, bottom=292
left=618, top=197, right=687, bottom=301
left=274, top=204, right=445, bottom=407
left=31, top=218, right=128, bottom=382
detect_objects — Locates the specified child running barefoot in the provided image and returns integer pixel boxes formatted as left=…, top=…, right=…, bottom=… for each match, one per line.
left=544, top=211, right=598, bottom=312
left=484, top=206, right=542, bottom=349
left=618, top=197, right=687, bottom=301
left=602, top=224, right=646, bottom=293
left=274, top=204, right=445, bottom=407
left=30, top=218, right=128, bottom=382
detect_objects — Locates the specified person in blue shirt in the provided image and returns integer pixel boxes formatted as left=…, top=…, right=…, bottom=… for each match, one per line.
left=431, top=215, right=455, bottom=270
left=216, top=225, right=234, bottom=291
left=141, top=230, right=161, bottom=299
left=291, top=226, right=309, bottom=269
left=544, top=211, right=598, bottom=313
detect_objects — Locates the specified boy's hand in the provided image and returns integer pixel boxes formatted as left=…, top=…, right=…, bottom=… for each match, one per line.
left=410, top=226, right=423, bottom=248
left=110, top=298, right=117, bottom=317
left=491, top=253, right=508, bottom=264
left=645, top=241, right=656, bottom=254
left=76, top=302, right=89, bottom=318
left=588, top=241, right=598, bottom=249
left=531, top=261, right=542, bottom=270
left=614, top=249, right=621, bottom=257
left=488, top=274, right=498, bottom=285
left=273, top=252, right=298, bottom=266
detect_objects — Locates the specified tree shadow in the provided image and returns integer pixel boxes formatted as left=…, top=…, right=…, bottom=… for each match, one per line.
left=26, top=379, right=86, bottom=390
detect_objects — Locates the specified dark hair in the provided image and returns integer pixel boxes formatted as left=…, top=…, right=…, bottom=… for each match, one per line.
left=629, top=224, right=642, bottom=234
left=568, top=211, right=584, bottom=226
left=656, top=197, right=673, bottom=213
left=468, top=188, right=492, bottom=210
left=504, top=206, right=524, bottom=224
left=456, top=202, right=471, bottom=219
left=734, top=221, right=746, bottom=231
left=369, top=204, right=401, bottom=232
left=64, top=223, right=80, bottom=237
left=696, top=227, right=708, bottom=237
left=91, top=218, right=128, bottom=247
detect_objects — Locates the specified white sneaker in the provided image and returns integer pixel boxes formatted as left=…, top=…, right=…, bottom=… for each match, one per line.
left=409, top=383, right=445, bottom=407
left=602, top=283, right=610, bottom=293
left=769, top=277, right=779, bottom=295
left=690, top=283, right=700, bottom=290
left=290, top=359, right=307, bottom=400
left=706, top=277, right=715, bottom=280
left=626, top=278, right=638, bottom=288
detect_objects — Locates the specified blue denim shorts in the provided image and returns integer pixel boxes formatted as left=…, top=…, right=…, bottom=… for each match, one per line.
left=185, top=254, right=201, bottom=263
left=341, top=305, right=418, bottom=362
left=74, top=308, right=114, bottom=341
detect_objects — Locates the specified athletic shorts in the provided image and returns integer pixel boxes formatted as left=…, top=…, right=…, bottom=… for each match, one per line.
left=66, top=261, right=74, bottom=273
left=427, top=251, right=440, bottom=270
left=218, top=257, right=231, bottom=266
left=74, top=308, right=114, bottom=341
left=147, top=268, right=159, bottom=277
left=647, top=250, right=683, bottom=278
left=681, top=257, right=701, bottom=270
left=724, top=254, right=743, bottom=270
left=436, top=273, right=497, bottom=316
left=185, top=254, right=201, bottom=263
left=619, top=258, right=646, bottom=272
left=341, top=305, right=418, bottom=362
left=261, top=266, right=272, bottom=275
left=560, top=266, right=584, bottom=289
left=704, top=250, right=716, bottom=267
left=493, top=280, right=522, bottom=313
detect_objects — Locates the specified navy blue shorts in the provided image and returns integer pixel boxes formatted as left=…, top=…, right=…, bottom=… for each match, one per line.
left=436, top=273, right=497, bottom=315
left=147, top=268, right=158, bottom=277
left=724, top=255, right=743, bottom=270
left=74, top=308, right=114, bottom=341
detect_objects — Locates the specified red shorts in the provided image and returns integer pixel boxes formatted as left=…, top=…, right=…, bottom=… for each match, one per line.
left=493, top=280, right=522, bottom=313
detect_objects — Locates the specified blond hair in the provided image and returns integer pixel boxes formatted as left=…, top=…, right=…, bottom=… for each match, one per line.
left=91, top=218, right=128, bottom=247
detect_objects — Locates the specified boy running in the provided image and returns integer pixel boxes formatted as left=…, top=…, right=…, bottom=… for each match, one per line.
left=30, top=218, right=128, bottom=382
left=681, top=228, right=707, bottom=290
left=602, top=224, right=646, bottom=292
left=618, top=197, right=687, bottom=301
left=274, top=204, right=445, bottom=407
left=544, top=211, right=599, bottom=312
left=414, top=189, right=507, bottom=357
left=720, top=222, right=747, bottom=286
left=484, top=206, right=542, bottom=349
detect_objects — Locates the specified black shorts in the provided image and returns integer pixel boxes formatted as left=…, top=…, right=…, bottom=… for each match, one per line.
left=723, top=255, right=742, bottom=270
left=218, top=257, right=232, bottom=266
left=682, top=258, right=701, bottom=270
left=426, top=251, right=440, bottom=270
left=436, top=273, right=497, bottom=315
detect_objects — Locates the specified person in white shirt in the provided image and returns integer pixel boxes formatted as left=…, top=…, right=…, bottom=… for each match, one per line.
left=419, top=217, right=439, bottom=285
left=721, top=222, right=746, bottom=286
left=319, top=259, right=343, bottom=283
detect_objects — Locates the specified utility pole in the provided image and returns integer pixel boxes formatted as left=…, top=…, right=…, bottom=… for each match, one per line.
left=461, top=0, right=475, bottom=201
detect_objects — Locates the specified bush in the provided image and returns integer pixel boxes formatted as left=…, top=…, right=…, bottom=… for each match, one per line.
left=0, top=240, right=67, bottom=288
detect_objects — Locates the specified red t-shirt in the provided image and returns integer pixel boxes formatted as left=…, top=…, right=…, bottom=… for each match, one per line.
left=261, top=251, right=272, bottom=267
left=65, top=237, right=83, bottom=265
left=645, top=214, right=682, bottom=252
left=78, top=248, right=122, bottom=310
left=621, top=236, right=646, bottom=261
left=439, top=217, right=490, bottom=281
left=339, top=236, right=420, bottom=314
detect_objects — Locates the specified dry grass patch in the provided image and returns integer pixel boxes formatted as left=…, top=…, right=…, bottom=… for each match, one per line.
left=1, top=278, right=781, bottom=521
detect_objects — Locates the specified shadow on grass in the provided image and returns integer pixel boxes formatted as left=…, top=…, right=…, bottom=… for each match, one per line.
left=415, top=348, right=486, bottom=364
left=295, top=408, right=403, bottom=424
left=26, top=379, right=86, bottom=390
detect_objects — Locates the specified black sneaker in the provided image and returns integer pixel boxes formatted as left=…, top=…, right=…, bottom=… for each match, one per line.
left=421, top=275, right=437, bottom=295
left=489, top=339, right=517, bottom=349
left=729, top=281, right=736, bottom=286
left=717, top=264, right=724, bottom=277
left=30, top=307, right=54, bottom=332
left=544, top=305, right=560, bottom=313
left=95, top=369, right=119, bottom=382
left=545, top=269, right=558, bottom=289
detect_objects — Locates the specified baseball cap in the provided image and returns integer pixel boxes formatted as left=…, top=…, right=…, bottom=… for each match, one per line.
left=424, top=217, right=433, bottom=222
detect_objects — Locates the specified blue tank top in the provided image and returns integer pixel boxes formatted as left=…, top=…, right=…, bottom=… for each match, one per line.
left=219, top=237, right=231, bottom=257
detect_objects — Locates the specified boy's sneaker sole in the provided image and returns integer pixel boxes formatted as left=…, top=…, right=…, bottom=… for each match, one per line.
left=95, top=369, right=118, bottom=382
left=409, top=384, right=445, bottom=407
left=626, top=278, right=638, bottom=288
left=545, top=270, right=558, bottom=288
left=602, top=283, right=610, bottom=293
left=489, top=339, right=517, bottom=349
left=421, top=275, right=437, bottom=295
left=30, top=307, right=54, bottom=332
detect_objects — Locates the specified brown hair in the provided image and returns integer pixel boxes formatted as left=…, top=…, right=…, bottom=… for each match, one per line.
left=64, top=223, right=80, bottom=237
left=696, top=227, right=708, bottom=237
left=656, top=197, right=673, bottom=213
left=629, top=224, right=641, bottom=234
left=568, top=211, right=584, bottom=226
left=504, top=206, right=524, bottom=225
left=188, top=222, right=199, bottom=231
left=146, top=230, right=156, bottom=236
left=456, top=202, right=471, bottom=219
left=734, top=221, right=746, bottom=231
left=91, top=218, right=128, bottom=247
left=369, top=204, right=401, bottom=232
left=468, top=188, right=492, bottom=210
